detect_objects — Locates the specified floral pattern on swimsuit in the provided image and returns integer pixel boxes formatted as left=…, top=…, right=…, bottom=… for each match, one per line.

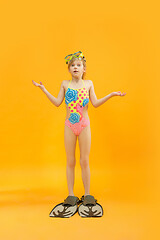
left=65, top=80, right=89, bottom=124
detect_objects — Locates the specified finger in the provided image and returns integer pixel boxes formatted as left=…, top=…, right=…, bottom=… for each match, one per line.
left=32, top=80, right=37, bottom=86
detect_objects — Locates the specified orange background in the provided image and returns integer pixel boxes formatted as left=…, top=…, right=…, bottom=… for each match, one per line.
left=0, top=0, right=159, bottom=239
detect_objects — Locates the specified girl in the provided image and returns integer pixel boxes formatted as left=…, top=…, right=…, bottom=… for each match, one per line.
left=32, top=51, right=126, bottom=218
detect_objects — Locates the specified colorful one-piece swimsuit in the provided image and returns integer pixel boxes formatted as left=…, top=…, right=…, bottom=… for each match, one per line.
left=65, top=79, right=90, bottom=136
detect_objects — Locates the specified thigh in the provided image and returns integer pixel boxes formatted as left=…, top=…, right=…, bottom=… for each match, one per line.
left=64, top=124, right=77, bottom=159
left=78, top=124, right=91, bottom=158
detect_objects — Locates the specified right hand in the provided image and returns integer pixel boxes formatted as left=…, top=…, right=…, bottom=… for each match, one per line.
left=32, top=80, right=46, bottom=91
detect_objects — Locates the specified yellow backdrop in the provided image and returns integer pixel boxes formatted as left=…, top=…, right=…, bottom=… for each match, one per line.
left=0, top=0, right=159, bottom=239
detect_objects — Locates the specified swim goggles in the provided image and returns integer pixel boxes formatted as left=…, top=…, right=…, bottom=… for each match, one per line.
left=64, top=51, right=86, bottom=64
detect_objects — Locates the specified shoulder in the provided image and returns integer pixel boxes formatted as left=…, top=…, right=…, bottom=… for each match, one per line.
left=62, top=80, right=70, bottom=90
left=86, top=80, right=93, bottom=84
left=85, top=80, right=93, bottom=90
left=61, top=80, right=69, bottom=86
left=84, top=79, right=92, bottom=85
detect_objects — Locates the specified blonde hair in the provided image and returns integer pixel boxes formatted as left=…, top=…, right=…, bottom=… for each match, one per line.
left=68, top=56, right=86, bottom=80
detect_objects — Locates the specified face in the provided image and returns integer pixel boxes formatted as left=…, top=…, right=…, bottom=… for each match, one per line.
left=69, top=60, right=86, bottom=78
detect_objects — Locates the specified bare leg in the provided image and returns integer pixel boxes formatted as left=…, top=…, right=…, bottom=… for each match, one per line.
left=78, top=123, right=91, bottom=196
left=64, top=124, right=77, bottom=196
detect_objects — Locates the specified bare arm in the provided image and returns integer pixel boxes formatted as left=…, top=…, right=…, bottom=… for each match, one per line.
left=41, top=81, right=65, bottom=107
left=89, top=80, right=126, bottom=108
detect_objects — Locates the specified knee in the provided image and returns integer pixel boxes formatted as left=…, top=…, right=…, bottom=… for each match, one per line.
left=67, top=157, right=76, bottom=168
left=80, top=156, right=89, bottom=168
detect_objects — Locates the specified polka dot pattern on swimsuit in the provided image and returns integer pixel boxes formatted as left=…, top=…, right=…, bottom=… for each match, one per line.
left=68, top=87, right=89, bottom=114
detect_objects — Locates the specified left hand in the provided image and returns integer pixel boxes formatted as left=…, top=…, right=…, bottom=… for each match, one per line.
left=112, top=91, right=126, bottom=97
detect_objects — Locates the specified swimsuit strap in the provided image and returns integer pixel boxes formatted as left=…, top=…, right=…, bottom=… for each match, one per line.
left=82, top=79, right=85, bottom=88
left=68, top=80, right=71, bottom=88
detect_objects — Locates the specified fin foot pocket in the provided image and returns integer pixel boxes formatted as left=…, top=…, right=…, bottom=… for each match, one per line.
left=49, top=196, right=80, bottom=218
left=78, top=195, right=103, bottom=217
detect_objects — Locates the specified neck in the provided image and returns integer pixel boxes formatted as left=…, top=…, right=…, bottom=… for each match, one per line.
left=71, top=76, right=83, bottom=83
